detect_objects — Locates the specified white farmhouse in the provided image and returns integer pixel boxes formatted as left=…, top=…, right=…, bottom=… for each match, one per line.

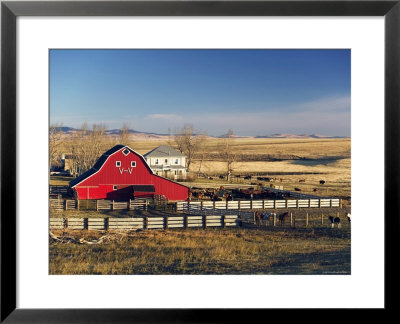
left=143, top=145, right=187, bottom=180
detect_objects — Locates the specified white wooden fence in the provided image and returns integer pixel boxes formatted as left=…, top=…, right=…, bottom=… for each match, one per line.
left=49, top=198, right=148, bottom=211
left=50, top=215, right=240, bottom=230
left=176, top=198, right=341, bottom=212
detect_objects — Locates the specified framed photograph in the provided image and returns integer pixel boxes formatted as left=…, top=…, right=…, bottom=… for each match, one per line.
left=1, top=0, right=398, bottom=321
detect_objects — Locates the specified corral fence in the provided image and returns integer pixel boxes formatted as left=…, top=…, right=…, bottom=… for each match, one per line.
left=50, top=210, right=349, bottom=231
left=50, top=215, right=240, bottom=231
left=49, top=198, right=148, bottom=211
left=176, top=198, right=341, bottom=212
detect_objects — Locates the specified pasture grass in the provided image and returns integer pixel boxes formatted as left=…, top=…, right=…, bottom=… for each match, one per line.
left=49, top=226, right=351, bottom=275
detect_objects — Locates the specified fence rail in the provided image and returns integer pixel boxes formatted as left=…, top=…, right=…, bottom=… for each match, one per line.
left=49, top=198, right=148, bottom=211
left=176, top=198, right=341, bottom=212
left=50, top=215, right=241, bottom=230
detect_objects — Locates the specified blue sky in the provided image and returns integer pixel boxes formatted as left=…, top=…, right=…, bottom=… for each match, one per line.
left=50, top=49, right=350, bottom=136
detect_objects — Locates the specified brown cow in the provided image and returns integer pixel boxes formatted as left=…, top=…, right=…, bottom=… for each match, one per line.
left=278, top=212, right=289, bottom=226
left=255, top=211, right=261, bottom=226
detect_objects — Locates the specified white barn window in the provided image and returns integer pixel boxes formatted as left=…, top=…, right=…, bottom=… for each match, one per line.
left=116, top=161, right=121, bottom=167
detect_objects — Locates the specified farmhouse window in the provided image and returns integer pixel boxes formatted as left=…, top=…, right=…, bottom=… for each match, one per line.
left=122, top=148, right=130, bottom=156
left=131, top=161, right=136, bottom=167
left=113, top=185, right=118, bottom=190
left=175, top=159, right=179, bottom=164
left=155, top=159, right=159, bottom=165
left=165, top=159, right=168, bottom=164
left=116, top=161, right=121, bottom=167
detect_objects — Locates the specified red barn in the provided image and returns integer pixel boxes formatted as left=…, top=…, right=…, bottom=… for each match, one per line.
left=69, top=145, right=189, bottom=201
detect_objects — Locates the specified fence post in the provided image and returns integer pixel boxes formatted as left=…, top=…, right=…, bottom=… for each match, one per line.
left=164, top=216, right=168, bottom=230
left=96, top=200, right=98, bottom=211
left=321, top=213, right=324, bottom=225
left=128, top=199, right=131, bottom=211
left=184, top=215, right=188, bottom=229
left=253, top=212, right=256, bottom=224
left=238, top=200, right=241, bottom=210
left=77, top=199, right=80, bottom=210
left=203, top=214, right=206, bottom=229
left=144, top=216, right=148, bottom=230
left=63, top=218, right=68, bottom=229
left=306, top=213, right=309, bottom=227
left=250, top=200, right=253, bottom=210
left=105, top=217, right=109, bottom=231
left=273, top=213, right=276, bottom=227
left=297, top=199, right=299, bottom=209
left=222, top=215, right=225, bottom=228
left=64, top=199, right=67, bottom=211
left=84, top=218, right=88, bottom=230
left=213, top=201, right=216, bottom=211
left=201, top=201, right=204, bottom=211
left=290, top=212, right=293, bottom=227
left=340, top=199, right=343, bottom=208
left=112, top=200, right=115, bottom=211
left=262, top=200, right=265, bottom=209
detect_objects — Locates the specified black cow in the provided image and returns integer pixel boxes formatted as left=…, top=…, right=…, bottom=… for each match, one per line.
left=329, top=216, right=341, bottom=228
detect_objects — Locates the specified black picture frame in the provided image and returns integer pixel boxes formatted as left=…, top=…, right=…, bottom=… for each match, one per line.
left=1, top=0, right=398, bottom=322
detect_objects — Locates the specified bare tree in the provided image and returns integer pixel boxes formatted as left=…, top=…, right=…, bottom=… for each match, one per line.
left=196, top=133, right=208, bottom=177
left=49, top=123, right=63, bottom=171
left=174, top=124, right=206, bottom=171
left=221, top=129, right=236, bottom=182
left=119, top=123, right=131, bottom=146
left=68, top=123, right=107, bottom=176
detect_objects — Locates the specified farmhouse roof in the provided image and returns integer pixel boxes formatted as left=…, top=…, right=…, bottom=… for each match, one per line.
left=144, top=145, right=185, bottom=158
left=69, top=145, right=152, bottom=188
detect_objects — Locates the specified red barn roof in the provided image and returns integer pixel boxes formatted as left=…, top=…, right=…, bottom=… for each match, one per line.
left=69, top=145, right=188, bottom=201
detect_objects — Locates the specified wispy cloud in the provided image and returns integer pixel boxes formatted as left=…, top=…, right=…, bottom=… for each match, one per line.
left=147, top=114, right=183, bottom=122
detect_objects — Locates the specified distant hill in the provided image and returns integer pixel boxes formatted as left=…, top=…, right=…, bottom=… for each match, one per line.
left=255, top=133, right=349, bottom=139
left=55, top=127, right=348, bottom=139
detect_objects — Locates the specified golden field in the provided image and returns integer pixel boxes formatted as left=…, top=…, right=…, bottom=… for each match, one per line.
left=132, top=137, right=351, bottom=199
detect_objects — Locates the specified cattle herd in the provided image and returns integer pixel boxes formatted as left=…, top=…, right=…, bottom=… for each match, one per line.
left=188, top=186, right=287, bottom=202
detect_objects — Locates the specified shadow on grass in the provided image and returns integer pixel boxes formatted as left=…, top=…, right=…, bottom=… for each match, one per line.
left=289, top=155, right=348, bottom=167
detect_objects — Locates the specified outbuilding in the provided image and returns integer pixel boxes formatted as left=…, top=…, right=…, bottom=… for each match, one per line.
left=69, top=145, right=189, bottom=201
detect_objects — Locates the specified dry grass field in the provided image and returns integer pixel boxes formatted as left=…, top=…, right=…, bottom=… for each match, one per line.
left=49, top=227, right=351, bottom=275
